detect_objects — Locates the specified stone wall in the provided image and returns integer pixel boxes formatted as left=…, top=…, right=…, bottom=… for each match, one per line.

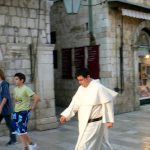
left=51, top=1, right=121, bottom=107
left=51, top=0, right=150, bottom=113
left=0, top=0, right=57, bottom=136
left=51, top=1, right=90, bottom=106
left=126, top=0, right=150, bottom=6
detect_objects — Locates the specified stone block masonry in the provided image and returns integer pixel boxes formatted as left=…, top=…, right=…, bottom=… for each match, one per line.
left=0, top=0, right=57, bottom=136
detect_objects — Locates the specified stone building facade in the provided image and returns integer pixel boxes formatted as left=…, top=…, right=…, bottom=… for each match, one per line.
left=0, top=0, right=58, bottom=136
left=51, top=0, right=150, bottom=113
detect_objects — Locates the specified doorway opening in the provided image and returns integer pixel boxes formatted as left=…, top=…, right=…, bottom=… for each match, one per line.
left=137, top=28, right=150, bottom=105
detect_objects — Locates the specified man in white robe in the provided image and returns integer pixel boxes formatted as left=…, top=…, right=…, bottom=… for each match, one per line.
left=60, top=68, right=118, bottom=150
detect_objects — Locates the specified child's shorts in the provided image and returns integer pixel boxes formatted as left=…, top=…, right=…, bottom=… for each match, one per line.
left=12, top=110, right=31, bottom=135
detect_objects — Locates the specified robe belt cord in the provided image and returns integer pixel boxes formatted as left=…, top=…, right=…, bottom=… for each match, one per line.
left=88, top=116, right=102, bottom=123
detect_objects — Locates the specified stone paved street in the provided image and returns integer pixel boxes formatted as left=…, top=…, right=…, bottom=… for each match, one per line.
left=0, top=105, right=150, bottom=150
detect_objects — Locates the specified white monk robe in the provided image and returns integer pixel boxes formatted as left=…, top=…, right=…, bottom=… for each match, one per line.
left=61, top=79, right=118, bottom=150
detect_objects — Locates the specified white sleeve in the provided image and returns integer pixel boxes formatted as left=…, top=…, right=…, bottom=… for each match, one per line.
left=61, top=94, right=79, bottom=121
left=102, top=101, right=114, bottom=123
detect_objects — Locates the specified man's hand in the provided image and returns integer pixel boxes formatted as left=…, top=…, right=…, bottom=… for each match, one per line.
left=60, top=116, right=66, bottom=124
left=0, top=105, right=2, bottom=114
left=0, top=98, right=7, bottom=114
left=105, top=122, right=113, bottom=128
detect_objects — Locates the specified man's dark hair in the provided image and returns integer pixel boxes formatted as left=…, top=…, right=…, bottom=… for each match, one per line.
left=75, top=68, right=90, bottom=78
left=14, top=73, right=26, bottom=83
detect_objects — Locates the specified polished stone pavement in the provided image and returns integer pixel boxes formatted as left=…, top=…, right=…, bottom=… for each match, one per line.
left=0, top=105, right=150, bottom=150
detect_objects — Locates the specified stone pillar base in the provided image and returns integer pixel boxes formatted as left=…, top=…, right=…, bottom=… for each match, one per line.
left=36, top=118, right=58, bottom=131
left=35, top=44, right=58, bottom=130
left=35, top=101, right=58, bottom=130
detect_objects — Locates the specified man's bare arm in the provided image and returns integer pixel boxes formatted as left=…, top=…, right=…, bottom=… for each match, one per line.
left=0, top=98, right=7, bottom=114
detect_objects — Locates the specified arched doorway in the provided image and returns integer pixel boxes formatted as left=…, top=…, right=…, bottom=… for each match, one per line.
left=137, top=28, right=150, bottom=105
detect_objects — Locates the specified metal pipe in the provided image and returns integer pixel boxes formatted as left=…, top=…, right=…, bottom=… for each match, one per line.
left=88, top=0, right=95, bottom=45
left=119, top=15, right=124, bottom=93
left=31, top=0, right=41, bottom=82
left=88, top=0, right=93, bottom=34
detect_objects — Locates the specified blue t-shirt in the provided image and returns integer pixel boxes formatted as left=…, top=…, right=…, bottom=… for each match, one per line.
left=0, top=80, right=13, bottom=115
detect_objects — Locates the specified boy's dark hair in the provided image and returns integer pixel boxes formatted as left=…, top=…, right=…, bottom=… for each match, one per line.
left=75, top=68, right=90, bottom=78
left=14, top=73, right=26, bottom=83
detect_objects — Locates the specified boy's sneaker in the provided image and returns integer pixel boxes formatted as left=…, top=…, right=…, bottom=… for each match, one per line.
left=28, top=143, right=37, bottom=150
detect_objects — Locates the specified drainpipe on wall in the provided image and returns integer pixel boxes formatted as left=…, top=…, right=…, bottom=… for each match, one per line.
left=119, top=15, right=124, bottom=93
left=31, top=0, right=41, bottom=82
left=88, top=0, right=96, bottom=45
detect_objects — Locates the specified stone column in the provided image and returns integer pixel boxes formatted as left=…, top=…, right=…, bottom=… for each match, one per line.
left=35, top=44, right=58, bottom=130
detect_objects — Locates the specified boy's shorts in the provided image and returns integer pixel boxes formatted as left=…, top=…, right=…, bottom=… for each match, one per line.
left=12, top=110, right=30, bottom=135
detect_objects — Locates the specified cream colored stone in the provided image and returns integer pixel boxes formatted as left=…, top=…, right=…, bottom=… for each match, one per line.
left=36, top=122, right=58, bottom=131
left=36, top=108, right=55, bottom=118
left=12, top=16, right=20, bottom=27
left=9, top=7, right=17, bottom=16
left=36, top=117, right=57, bottom=125
left=0, top=15, right=5, bottom=25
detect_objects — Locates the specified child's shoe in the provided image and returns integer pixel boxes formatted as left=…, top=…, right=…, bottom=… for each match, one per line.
left=28, top=143, right=37, bottom=150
